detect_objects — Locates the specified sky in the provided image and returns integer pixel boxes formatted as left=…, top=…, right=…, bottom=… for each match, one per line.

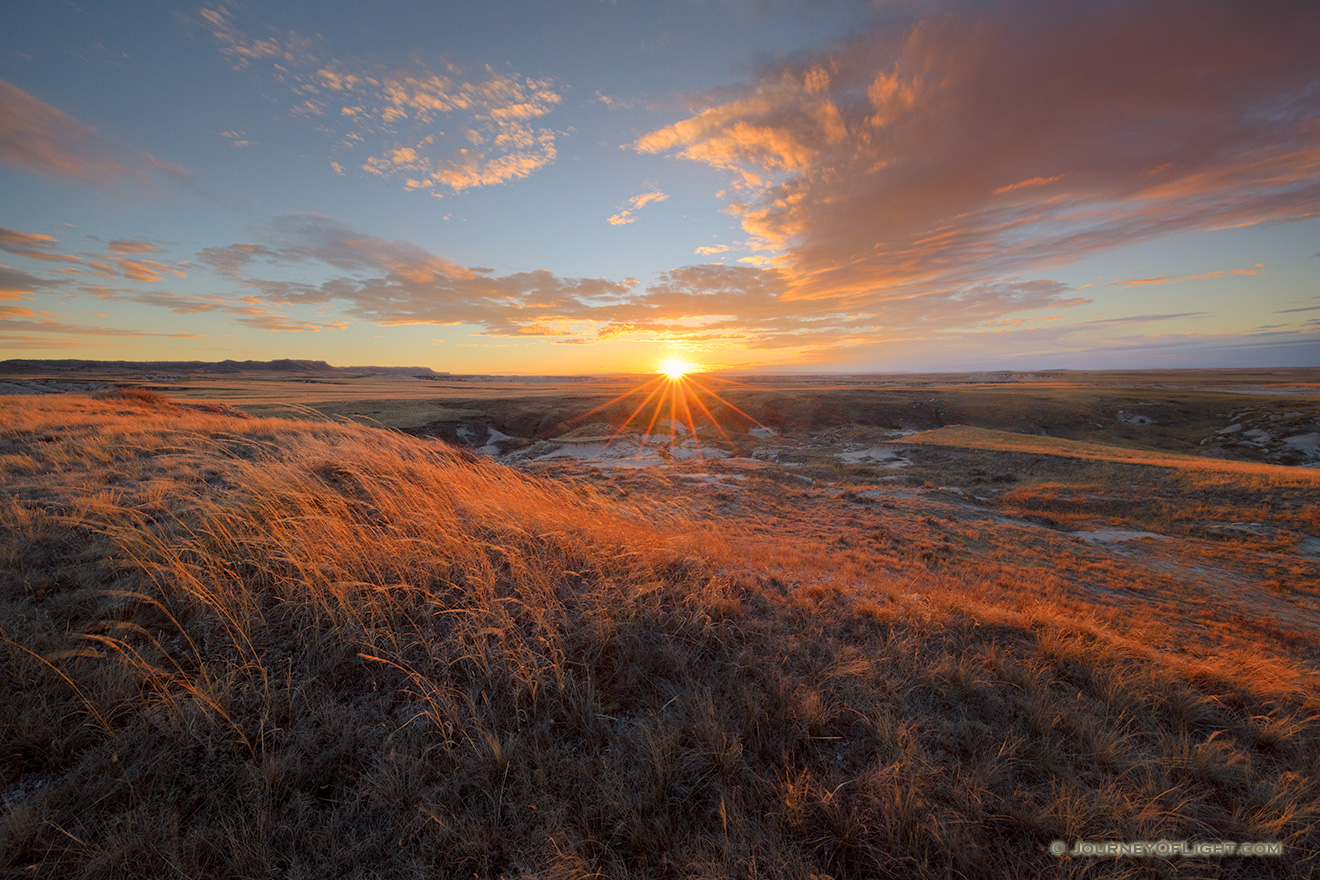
left=1, top=0, right=1318, bottom=375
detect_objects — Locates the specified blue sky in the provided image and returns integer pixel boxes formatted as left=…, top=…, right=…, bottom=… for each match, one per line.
left=2, top=0, right=1317, bottom=373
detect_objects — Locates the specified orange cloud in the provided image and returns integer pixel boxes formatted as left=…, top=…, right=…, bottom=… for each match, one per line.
left=106, top=240, right=162, bottom=255
left=630, top=192, right=668, bottom=211
left=0, top=80, right=128, bottom=182
left=188, top=217, right=1087, bottom=351
left=633, top=79, right=822, bottom=183
left=2, top=228, right=196, bottom=285
left=607, top=190, right=669, bottom=226
left=111, top=258, right=187, bottom=284
left=0, top=227, right=82, bottom=265
left=199, top=4, right=319, bottom=70
left=0, top=80, right=196, bottom=191
left=0, top=307, right=204, bottom=339
left=199, top=8, right=564, bottom=194
left=0, top=229, right=56, bottom=248
left=123, top=290, right=345, bottom=333
left=422, top=132, right=559, bottom=191
left=994, top=175, right=1065, bottom=195
left=336, top=67, right=563, bottom=191
left=1110, top=264, right=1264, bottom=288
left=631, top=1, right=1320, bottom=310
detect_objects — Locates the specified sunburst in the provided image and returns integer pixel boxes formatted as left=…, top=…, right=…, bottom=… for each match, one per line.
left=570, top=360, right=763, bottom=463
left=659, top=358, right=695, bottom=380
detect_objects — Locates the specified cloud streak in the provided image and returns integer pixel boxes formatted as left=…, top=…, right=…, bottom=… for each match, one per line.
left=120, top=290, right=347, bottom=332
left=0, top=228, right=78, bottom=264
left=199, top=5, right=320, bottom=70
left=0, top=307, right=205, bottom=340
left=1, top=228, right=192, bottom=284
left=1109, top=264, right=1264, bottom=288
left=0, top=79, right=196, bottom=189
left=2, top=226, right=339, bottom=336
left=0, top=266, right=61, bottom=300
left=0, top=79, right=130, bottom=182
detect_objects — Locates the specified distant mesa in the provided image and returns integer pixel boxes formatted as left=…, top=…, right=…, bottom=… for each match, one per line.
left=0, top=359, right=617, bottom=383
left=0, top=358, right=450, bottom=379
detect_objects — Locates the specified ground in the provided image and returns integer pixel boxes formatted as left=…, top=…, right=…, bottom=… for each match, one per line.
left=1, top=366, right=1317, bottom=878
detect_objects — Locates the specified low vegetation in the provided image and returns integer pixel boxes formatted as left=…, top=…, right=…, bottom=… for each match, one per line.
left=2, top=392, right=1318, bottom=878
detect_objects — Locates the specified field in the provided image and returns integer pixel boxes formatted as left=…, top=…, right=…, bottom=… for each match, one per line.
left=2, top=365, right=1318, bottom=878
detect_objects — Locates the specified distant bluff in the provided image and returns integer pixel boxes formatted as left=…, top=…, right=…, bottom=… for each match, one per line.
left=0, top=359, right=449, bottom=378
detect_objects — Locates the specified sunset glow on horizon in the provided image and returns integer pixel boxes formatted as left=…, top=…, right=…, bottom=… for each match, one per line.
left=2, top=1, right=1317, bottom=374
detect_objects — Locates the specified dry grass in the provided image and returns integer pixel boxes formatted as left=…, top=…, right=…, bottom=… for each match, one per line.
left=2, top=393, right=1318, bottom=878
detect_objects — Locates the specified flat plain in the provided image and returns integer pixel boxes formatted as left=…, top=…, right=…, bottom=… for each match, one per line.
left=2, top=363, right=1318, bottom=878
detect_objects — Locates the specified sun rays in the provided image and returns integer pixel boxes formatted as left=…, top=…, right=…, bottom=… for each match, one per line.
left=572, top=363, right=762, bottom=463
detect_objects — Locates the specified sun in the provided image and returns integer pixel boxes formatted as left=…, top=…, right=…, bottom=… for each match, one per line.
left=659, top=358, right=696, bottom=380
left=569, top=358, right=764, bottom=461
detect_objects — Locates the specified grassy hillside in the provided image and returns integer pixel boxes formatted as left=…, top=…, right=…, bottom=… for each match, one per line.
left=2, top=392, right=1318, bottom=878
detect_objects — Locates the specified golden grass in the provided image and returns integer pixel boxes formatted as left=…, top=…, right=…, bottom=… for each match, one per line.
left=2, top=393, right=1318, bottom=878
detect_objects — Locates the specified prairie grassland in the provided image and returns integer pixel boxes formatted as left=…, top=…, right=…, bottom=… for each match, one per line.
left=2, top=392, right=1318, bottom=879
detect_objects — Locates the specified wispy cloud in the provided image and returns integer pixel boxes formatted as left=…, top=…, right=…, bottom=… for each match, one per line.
left=2, top=228, right=193, bottom=284
left=607, top=190, right=669, bottom=225
left=346, top=65, right=563, bottom=191
left=0, top=228, right=80, bottom=263
left=0, top=307, right=205, bottom=340
left=218, top=215, right=633, bottom=336
left=0, top=79, right=129, bottom=182
left=0, top=79, right=197, bottom=190
left=197, top=242, right=287, bottom=278
left=632, top=0, right=1320, bottom=310
left=3, top=224, right=347, bottom=336
left=0, top=230, right=58, bottom=248
left=199, top=4, right=320, bottom=70
left=1108, top=264, right=1263, bottom=288
left=106, top=240, right=163, bottom=255
left=993, top=175, right=1065, bottom=195
left=1070, top=312, right=1209, bottom=328
left=194, top=214, right=1310, bottom=368
left=121, top=290, right=346, bottom=332
left=185, top=216, right=1089, bottom=357
left=0, top=266, right=61, bottom=300
left=93, top=258, right=187, bottom=284
left=198, top=4, right=564, bottom=193
left=221, top=130, right=254, bottom=148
